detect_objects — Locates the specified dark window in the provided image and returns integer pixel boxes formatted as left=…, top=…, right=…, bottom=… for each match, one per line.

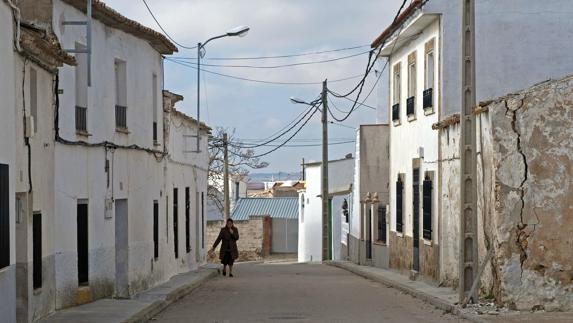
left=342, top=199, right=349, bottom=223
left=396, top=177, right=404, bottom=233
left=33, top=213, right=42, bottom=289
left=115, top=105, right=127, bottom=129
left=152, top=121, right=158, bottom=142
left=0, top=164, right=9, bottom=269
left=423, top=88, right=433, bottom=110
left=185, top=187, right=191, bottom=253
left=173, top=188, right=179, bottom=259
left=234, top=182, right=239, bottom=201
left=392, top=103, right=400, bottom=121
left=423, top=176, right=433, bottom=240
left=366, top=208, right=372, bottom=259
left=378, top=206, right=387, bottom=243
left=201, top=192, right=205, bottom=248
left=77, top=203, right=89, bottom=285
left=407, top=96, right=415, bottom=116
left=76, top=106, right=87, bottom=132
left=153, top=201, right=159, bottom=259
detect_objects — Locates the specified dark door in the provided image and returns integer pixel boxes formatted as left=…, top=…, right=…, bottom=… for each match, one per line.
left=185, top=187, right=190, bottom=253
left=153, top=201, right=159, bottom=259
left=366, top=208, right=372, bottom=259
left=413, top=168, right=420, bottom=272
left=77, top=203, right=89, bottom=285
left=0, top=164, right=9, bottom=269
left=33, top=213, right=42, bottom=289
left=173, top=188, right=178, bottom=259
left=115, top=199, right=129, bottom=298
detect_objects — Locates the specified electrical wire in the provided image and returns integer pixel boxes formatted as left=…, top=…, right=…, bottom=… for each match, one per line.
left=240, top=140, right=355, bottom=148
left=142, top=0, right=197, bottom=50
left=169, top=50, right=371, bottom=69
left=196, top=44, right=370, bottom=61
left=165, top=58, right=363, bottom=85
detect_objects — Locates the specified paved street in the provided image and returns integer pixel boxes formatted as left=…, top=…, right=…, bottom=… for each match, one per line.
left=152, top=262, right=467, bottom=323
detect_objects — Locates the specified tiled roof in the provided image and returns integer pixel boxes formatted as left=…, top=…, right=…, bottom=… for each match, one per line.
left=371, top=0, right=424, bottom=48
left=231, top=198, right=299, bottom=221
left=61, top=0, right=178, bottom=54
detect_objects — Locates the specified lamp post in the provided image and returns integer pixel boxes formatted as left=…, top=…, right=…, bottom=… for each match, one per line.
left=196, top=26, right=250, bottom=153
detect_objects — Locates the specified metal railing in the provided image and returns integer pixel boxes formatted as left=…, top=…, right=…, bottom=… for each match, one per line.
left=423, top=88, right=433, bottom=110
left=115, top=105, right=127, bottom=130
left=406, top=96, right=415, bottom=116
left=75, top=106, right=87, bottom=132
left=392, top=103, right=400, bottom=121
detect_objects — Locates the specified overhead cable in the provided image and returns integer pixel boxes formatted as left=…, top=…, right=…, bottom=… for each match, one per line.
left=142, top=0, right=197, bottom=50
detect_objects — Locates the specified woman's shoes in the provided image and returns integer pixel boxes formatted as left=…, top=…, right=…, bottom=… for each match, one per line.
left=222, top=270, right=226, bottom=276
left=229, top=273, right=234, bottom=277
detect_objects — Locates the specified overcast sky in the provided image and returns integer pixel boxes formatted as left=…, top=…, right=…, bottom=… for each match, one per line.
left=105, top=0, right=403, bottom=173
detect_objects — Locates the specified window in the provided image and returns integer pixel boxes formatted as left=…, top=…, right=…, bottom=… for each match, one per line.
left=342, top=198, right=349, bottom=223
left=75, top=43, right=88, bottom=132
left=424, top=39, right=435, bottom=111
left=300, top=194, right=305, bottom=223
left=377, top=205, right=387, bottom=243
left=152, top=73, right=158, bottom=143
left=201, top=192, right=205, bottom=249
left=185, top=187, right=191, bottom=253
left=173, top=188, right=179, bottom=259
left=423, top=175, right=433, bottom=240
left=153, top=200, right=159, bottom=259
left=30, top=68, right=38, bottom=133
left=0, top=164, right=9, bottom=269
left=407, top=52, right=416, bottom=117
left=235, top=181, right=240, bottom=201
left=392, top=63, right=401, bottom=122
left=396, top=176, right=404, bottom=233
left=115, top=59, right=127, bottom=130
left=33, top=212, right=42, bottom=289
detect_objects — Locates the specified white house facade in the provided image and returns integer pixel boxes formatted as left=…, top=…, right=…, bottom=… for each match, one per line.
left=298, top=156, right=354, bottom=263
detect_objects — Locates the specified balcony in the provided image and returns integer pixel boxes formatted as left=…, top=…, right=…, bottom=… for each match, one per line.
left=75, top=106, right=87, bottom=133
left=423, top=88, right=433, bottom=111
left=406, top=96, right=415, bottom=117
left=392, top=103, right=400, bottom=122
left=115, top=105, right=127, bottom=131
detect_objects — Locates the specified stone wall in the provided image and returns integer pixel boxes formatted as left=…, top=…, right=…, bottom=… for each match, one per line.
left=479, top=75, right=573, bottom=311
left=206, top=216, right=270, bottom=262
left=388, top=232, right=413, bottom=275
left=420, top=242, right=439, bottom=281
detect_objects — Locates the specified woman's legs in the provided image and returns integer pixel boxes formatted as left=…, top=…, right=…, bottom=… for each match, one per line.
left=222, top=264, right=227, bottom=275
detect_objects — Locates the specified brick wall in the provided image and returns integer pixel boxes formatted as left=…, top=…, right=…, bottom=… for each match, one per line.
left=206, top=216, right=270, bottom=262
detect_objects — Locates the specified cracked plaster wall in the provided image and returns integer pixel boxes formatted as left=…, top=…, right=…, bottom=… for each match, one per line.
left=481, top=75, right=573, bottom=311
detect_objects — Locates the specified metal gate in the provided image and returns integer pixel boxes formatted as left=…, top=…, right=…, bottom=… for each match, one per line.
left=271, top=218, right=298, bottom=253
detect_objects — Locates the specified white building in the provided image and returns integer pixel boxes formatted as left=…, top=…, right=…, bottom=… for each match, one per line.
left=372, top=0, right=573, bottom=287
left=7, top=0, right=210, bottom=320
left=298, top=156, right=354, bottom=263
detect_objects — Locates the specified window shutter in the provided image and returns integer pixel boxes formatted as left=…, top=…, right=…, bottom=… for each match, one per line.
left=0, top=164, right=9, bottom=269
left=396, top=177, right=403, bottom=233
left=423, top=178, right=433, bottom=240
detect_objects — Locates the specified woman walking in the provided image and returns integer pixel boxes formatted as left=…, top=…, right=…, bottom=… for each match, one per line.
left=210, top=219, right=239, bottom=277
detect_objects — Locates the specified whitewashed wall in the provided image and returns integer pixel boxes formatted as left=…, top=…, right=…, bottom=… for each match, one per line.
left=0, top=2, right=17, bottom=321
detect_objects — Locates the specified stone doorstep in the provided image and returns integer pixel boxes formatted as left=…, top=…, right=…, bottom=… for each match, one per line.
left=38, top=267, right=218, bottom=323
left=326, top=261, right=490, bottom=323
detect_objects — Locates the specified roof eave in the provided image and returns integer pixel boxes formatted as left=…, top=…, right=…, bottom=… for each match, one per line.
left=370, top=0, right=424, bottom=49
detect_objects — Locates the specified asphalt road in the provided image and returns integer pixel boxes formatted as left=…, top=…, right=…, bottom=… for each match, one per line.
left=151, top=262, right=468, bottom=323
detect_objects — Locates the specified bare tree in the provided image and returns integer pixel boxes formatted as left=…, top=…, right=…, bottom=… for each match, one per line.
left=208, top=128, right=268, bottom=214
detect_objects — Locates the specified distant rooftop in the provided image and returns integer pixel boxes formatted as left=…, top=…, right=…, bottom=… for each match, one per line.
left=231, top=198, right=299, bottom=221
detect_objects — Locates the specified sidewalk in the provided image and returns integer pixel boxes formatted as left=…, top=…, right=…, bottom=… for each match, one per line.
left=40, top=266, right=218, bottom=323
left=327, top=261, right=573, bottom=323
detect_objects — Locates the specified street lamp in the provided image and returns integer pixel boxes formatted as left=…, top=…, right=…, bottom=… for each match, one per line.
left=195, top=26, right=250, bottom=152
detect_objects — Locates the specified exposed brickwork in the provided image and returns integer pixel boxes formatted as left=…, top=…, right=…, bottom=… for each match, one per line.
left=206, top=216, right=271, bottom=262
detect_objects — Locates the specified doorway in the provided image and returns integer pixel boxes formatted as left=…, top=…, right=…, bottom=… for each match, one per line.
left=412, top=168, right=420, bottom=272
left=115, top=199, right=129, bottom=298
left=77, top=202, right=89, bottom=285
left=366, top=207, right=372, bottom=260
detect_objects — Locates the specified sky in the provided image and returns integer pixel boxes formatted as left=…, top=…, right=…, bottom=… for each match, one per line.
left=105, top=0, right=403, bottom=173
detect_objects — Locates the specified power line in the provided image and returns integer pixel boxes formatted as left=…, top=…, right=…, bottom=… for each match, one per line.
left=165, top=58, right=363, bottom=85
left=201, top=45, right=370, bottom=61
left=234, top=140, right=355, bottom=148
left=141, top=0, right=197, bottom=50
left=169, top=50, right=371, bottom=69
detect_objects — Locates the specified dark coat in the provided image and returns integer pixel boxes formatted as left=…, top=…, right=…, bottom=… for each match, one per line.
left=212, top=226, right=240, bottom=260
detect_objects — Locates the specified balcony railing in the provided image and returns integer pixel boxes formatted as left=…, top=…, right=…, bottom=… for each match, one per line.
left=392, top=103, right=400, bottom=121
left=406, top=96, right=415, bottom=116
left=423, top=88, right=433, bottom=110
left=75, top=106, right=87, bottom=132
left=115, top=105, right=127, bottom=130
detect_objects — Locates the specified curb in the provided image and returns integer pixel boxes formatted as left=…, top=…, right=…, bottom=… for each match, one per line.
left=124, top=269, right=218, bottom=323
left=326, top=261, right=488, bottom=323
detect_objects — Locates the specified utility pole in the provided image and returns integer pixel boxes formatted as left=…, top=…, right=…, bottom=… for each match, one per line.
left=321, top=80, right=330, bottom=261
left=301, top=158, right=305, bottom=181
left=223, top=133, right=230, bottom=221
left=459, top=0, right=479, bottom=303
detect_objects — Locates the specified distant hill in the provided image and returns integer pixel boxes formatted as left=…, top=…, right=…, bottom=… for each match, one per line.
left=247, top=171, right=302, bottom=183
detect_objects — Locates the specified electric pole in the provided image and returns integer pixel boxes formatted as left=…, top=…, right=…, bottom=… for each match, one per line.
left=321, top=80, right=330, bottom=261
left=459, top=0, right=479, bottom=303
left=223, top=133, right=230, bottom=221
